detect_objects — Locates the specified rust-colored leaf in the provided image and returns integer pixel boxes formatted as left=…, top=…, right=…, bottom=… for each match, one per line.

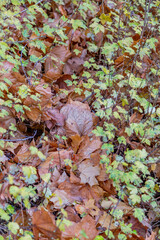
left=32, top=207, right=61, bottom=240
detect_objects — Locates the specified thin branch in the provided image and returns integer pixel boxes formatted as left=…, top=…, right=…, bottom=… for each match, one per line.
left=4, top=36, right=46, bottom=45
left=0, top=130, right=37, bottom=142
left=20, top=43, right=29, bottom=83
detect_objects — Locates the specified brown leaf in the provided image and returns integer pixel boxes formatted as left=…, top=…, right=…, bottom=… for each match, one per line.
left=50, top=189, right=73, bottom=209
left=58, top=181, right=84, bottom=202
left=14, top=144, right=31, bottom=163
left=60, top=100, right=93, bottom=136
left=38, top=149, right=73, bottom=174
left=128, top=215, right=151, bottom=239
left=44, top=46, right=71, bottom=82
left=98, top=212, right=116, bottom=230
left=12, top=210, right=31, bottom=229
left=70, top=134, right=82, bottom=153
left=129, top=112, right=143, bottom=123
left=25, top=107, right=42, bottom=122
left=145, top=231, right=156, bottom=240
left=84, top=199, right=100, bottom=216
left=58, top=5, right=67, bottom=17
left=77, top=136, right=102, bottom=160
left=101, top=199, right=132, bottom=214
left=65, top=206, right=81, bottom=223
left=70, top=171, right=81, bottom=184
left=0, top=106, right=16, bottom=130
left=32, top=207, right=61, bottom=240
left=78, top=160, right=100, bottom=186
left=62, top=215, right=98, bottom=240
left=45, top=108, right=65, bottom=127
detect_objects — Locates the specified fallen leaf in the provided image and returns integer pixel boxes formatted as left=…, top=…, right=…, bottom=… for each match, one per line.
left=98, top=212, right=116, bottom=230
left=65, top=206, right=81, bottom=223
left=60, top=100, right=93, bottom=136
left=38, top=149, right=73, bottom=174
left=129, top=112, right=143, bottom=123
left=25, top=107, right=42, bottom=122
left=45, top=108, right=65, bottom=127
left=44, top=46, right=71, bottom=82
left=50, top=189, right=73, bottom=209
left=77, top=136, right=102, bottom=160
left=101, top=199, right=132, bottom=213
left=145, top=231, right=156, bottom=240
left=62, top=215, right=98, bottom=240
left=32, top=207, right=61, bottom=240
left=78, top=160, right=100, bottom=186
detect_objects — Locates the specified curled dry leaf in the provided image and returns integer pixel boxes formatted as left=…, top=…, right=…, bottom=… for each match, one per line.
left=78, top=160, right=100, bottom=187
left=60, top=100, right=93, bottom=136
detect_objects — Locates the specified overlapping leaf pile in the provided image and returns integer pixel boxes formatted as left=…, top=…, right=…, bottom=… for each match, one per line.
left=0, top=0, right=160, bottom=239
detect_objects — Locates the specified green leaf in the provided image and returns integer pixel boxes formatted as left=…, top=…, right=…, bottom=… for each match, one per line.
left=41, top=173, right=51, bottom=183
left=8, top=222, right=19, bottom=234
left=118, top=234, right=127, bottom=240
left=14, top=104, right=24, bottom=113
left=22, top=166, right=37, bottom=178
left=19, top=234, right=33, bottom=240
left=30, top=55, right=40, bottom=63
left=0, top=208, right=10, bottom=221
left=134, top=208, right=145, bottom=222
left=71, top=19, right=87, bottom=31
left=130, top=194, right=141, bottom=205
left=94, top=236, right=104, bottom=240
left=11, top=0, right=20, bottom=5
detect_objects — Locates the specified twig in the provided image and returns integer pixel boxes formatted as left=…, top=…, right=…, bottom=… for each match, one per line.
left=0, top=130, right=37, bottom=142
left=4, top=36, right=46, bottom=45
left=106, top=198, right=121, bottom=240
left=20, top=43, right=29, bottom=84
left=82, top=92, right=94, bottom=103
